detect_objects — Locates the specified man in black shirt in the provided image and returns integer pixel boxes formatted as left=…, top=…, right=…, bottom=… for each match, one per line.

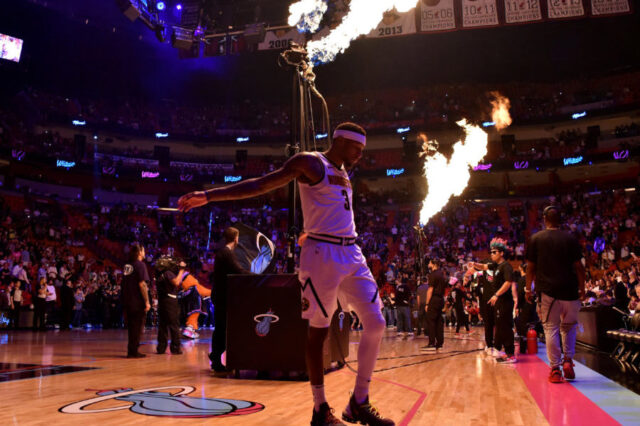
left=155, top=258, right=186, bottom=355
left=421, top=259, right=447, bottom=352
left=121, top=243, right=150, bottom=358
left=452, top=280, right=471, bottom=335
left=526, top=206, right=585, bottom=383
left=487, top=238, right=518, bottom=364
left=467, top=259, right=497, bottom=354
left=210, top=227, right=251, bottom=372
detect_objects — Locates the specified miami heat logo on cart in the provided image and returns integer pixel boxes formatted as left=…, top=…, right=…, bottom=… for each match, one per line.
left=254, top=310, right=280, bottom=337
left=59, top=386, right=264, bottom=418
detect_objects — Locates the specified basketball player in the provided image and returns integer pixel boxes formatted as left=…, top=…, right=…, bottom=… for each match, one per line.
left=179, top=123, right=393, bottom=426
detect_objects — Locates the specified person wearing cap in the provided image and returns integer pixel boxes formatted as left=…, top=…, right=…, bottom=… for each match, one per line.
left=487, top=238, right=518, bottom=364
left=178, top=122, right=394, bottom=426
left=525, top=205, right=585, bottom=383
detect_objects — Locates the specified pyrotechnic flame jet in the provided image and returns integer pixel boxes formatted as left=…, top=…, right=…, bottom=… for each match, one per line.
left=418, top=120, right=488, bottom=226
left=490, top=91, right=512, bottom=130
left=288, top=0, right=418, bottom=64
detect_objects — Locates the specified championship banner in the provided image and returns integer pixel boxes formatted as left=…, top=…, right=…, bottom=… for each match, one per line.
left=547, top=0, right=585, bottom=19
left=366, top=8, right=417, bottom=38
left=258, top=27, right=306, bottom=51
left=420, top=0, right=457, bottom=32
left=590, top=0, right=630, bottom=15
left=503, top=0, right=543, bottom=23
left=461, top=0, right=499, bottom=28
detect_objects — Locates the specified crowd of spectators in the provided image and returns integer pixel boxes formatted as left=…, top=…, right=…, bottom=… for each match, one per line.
left=3, top=70, right=640, bottom=146
left=1, top=182, right=637, bottom=334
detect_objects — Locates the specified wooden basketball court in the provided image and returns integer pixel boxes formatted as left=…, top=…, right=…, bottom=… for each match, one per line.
left=0, top=327, right=636, bottom=425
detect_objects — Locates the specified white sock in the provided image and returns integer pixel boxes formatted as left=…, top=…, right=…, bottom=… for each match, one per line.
left=311, top=384, right=327, bottom=411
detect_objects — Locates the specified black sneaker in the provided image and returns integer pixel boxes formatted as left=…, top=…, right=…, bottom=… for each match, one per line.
left=342, top=394, right=394, bottom=426
left=311, top=402, right=345, bottom=425
left=126, top=352, right=146, bottom=359
left=420, top=345, right=437, bottom=352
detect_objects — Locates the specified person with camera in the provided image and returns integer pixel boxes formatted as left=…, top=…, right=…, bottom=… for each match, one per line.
left=155, top=257, right=187, bottom=355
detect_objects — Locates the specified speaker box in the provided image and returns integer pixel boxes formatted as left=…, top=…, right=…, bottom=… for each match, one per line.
left=117, top=0, right=140, bottom=21
left=226, top=274, right=350, bottom=372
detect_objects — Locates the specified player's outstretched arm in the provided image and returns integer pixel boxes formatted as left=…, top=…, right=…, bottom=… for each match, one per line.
left=178, top=153, right=323, bottom=212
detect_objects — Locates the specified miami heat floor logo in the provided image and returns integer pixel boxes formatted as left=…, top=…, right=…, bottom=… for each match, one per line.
left=59, top=386, right=264, bottom=418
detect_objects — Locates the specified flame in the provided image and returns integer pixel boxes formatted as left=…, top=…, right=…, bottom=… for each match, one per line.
left=489, top=92, right=512, bottom=131
left=418, top=120, right=488, bottom=226
left=288, top=0, right=417, bottom=64
left=288, top=0, right=328, bottom=33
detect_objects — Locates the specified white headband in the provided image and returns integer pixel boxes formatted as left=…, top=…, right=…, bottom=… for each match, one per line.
left=333, top=129, right=366, bottom=146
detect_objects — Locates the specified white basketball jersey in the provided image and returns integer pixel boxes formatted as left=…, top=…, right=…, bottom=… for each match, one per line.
left=298, top=153, right=357, bottom=238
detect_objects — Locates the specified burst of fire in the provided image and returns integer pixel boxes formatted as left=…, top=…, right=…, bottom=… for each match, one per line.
left=288, top=0, right=328, bottom=34
left=288, top=0, right=417, bottom=64
left=489, top=92, right=512, bottom=131
left=418, top=120, right=488, bottom=226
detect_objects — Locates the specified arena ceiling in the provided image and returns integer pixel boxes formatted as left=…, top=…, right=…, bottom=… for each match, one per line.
left=1, top=0, right=640, bottom=103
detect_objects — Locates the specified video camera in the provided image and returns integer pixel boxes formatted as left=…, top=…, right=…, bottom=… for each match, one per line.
left=154, top=255, right=186, bottom=276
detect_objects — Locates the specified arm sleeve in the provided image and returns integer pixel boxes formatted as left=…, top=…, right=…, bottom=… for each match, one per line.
left=135, top=262, right=150, bottom=283
left=503, top=264, right=514, bottom=282
left=525, top=237, right=536, bottom=263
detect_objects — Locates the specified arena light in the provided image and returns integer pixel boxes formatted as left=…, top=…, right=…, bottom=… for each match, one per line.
left=572, top=111, right=587, bottom=120
left=396, top=127, right=410, bottom=134
left=482, top=122, right=495, bottom=127
left=316, top=133, right=328, bottom=139
left=473, top=163, right=492, bottom=171
left=57, top=159, right=76, bottom=168
left=156, top=1, right=165, bottom=11
left=236, top=137, right=250, bottom=143
left=11, top=149, right=25, bottom=161
left=72, top=120, right=86, bottom=126
left=155, top=132, right=169, bottom=138
left=386, top=168, right=405, bottom=177
left=514, top=161, right=529, bottom=170
left=176, top=4, right=182, bottom=10
left=142, top=171, right=160, bottom=178
left=613, top=150, right=629, bottom=160
left=224, top=176, right=242, bottom=183
left=563, top=156, right=583, bottom=166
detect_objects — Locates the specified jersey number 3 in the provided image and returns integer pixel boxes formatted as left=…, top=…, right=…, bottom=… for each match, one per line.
left=341, top=190, right=351, bottom=211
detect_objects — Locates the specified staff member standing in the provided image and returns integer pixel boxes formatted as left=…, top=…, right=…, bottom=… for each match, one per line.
left=466, top=260, right=496, bottom=354
left=156, top=259, right=186, bottom=355
left=421, top=259, right=447, bottom=352
left=487, top=238, right=518, bottom=364
left=526, top=206, right=585, bottom=383
left=209, top=227, right=251, bottom=372
left=122, top=243, right=150, bottom=358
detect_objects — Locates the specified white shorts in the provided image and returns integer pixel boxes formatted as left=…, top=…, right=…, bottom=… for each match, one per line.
left=299, top=238, right=382, bottom=328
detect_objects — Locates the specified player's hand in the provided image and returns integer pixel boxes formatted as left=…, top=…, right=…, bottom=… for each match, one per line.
left=178, top=191, right=208, bottom=212
left=145, top=302, right=151, bottom=312
left=488, top=295, right=497, bottom=306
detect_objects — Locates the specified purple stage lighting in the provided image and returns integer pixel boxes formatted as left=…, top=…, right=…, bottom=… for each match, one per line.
left=176, top=4, right=182, bottom=10
left=157, top=1, right=165, bottom=11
